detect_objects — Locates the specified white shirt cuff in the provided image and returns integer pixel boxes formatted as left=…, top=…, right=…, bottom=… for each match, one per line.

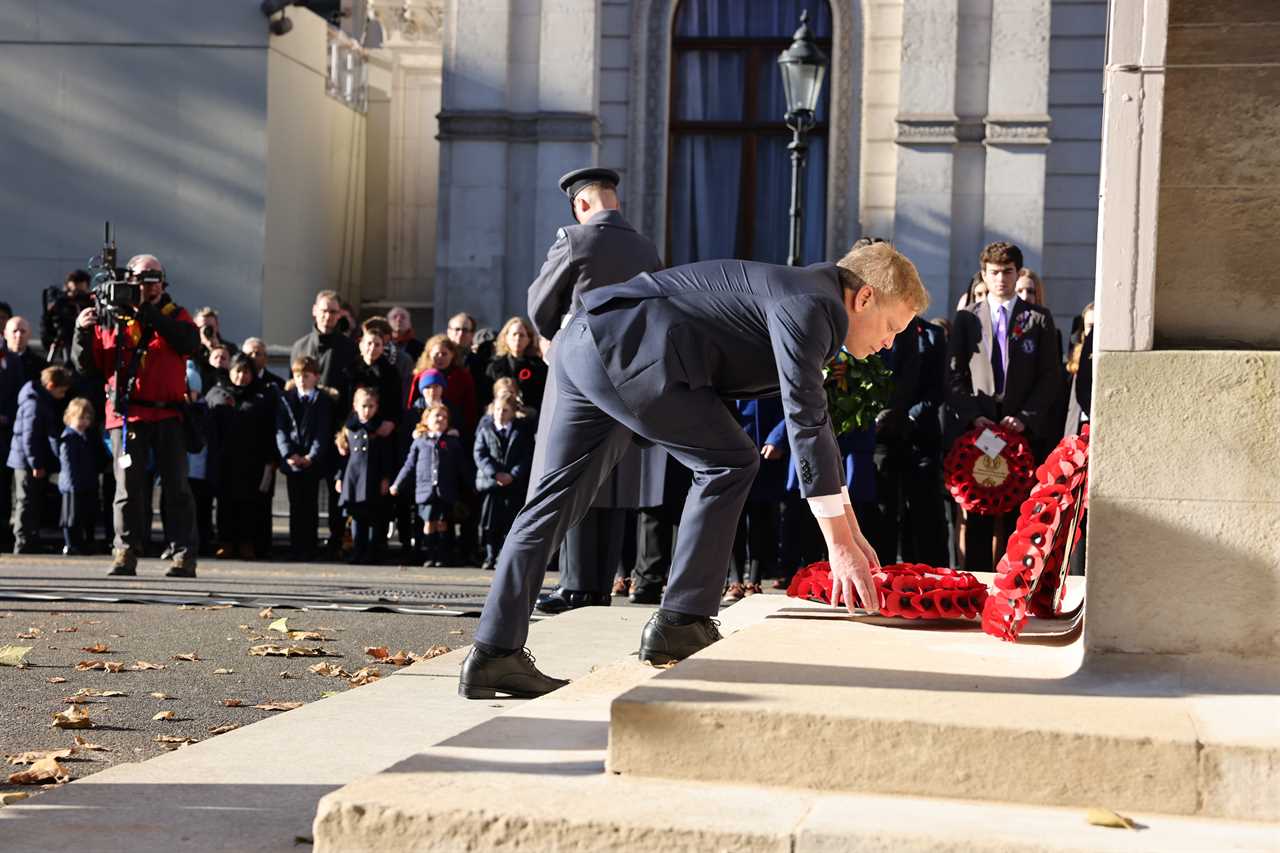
left=807, top=487, right=853, bottom=518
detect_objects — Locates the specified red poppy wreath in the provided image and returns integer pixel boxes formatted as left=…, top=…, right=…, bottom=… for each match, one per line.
left=787, top=562, right=989, bottom=620
left=943, top=425, right=1036, bottom=516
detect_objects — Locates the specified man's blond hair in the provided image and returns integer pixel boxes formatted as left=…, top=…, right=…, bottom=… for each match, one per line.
left=835, top=242, right=929, bottom=314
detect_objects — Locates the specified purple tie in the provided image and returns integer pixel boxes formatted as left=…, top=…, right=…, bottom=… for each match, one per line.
left=991, top=304, right=1008, bottom=395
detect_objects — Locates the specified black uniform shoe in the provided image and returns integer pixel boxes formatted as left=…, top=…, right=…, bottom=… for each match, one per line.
left=534, top=587, right=612, bottom=614
left=107, top=549, right=138, bottom=577
left=458, top=647, right=569, bottom=699
left=629, top=587, right=662, bottom=605
left=638, top=613, right=722, bottom=665
left=165, top=558, right=197, bottom=579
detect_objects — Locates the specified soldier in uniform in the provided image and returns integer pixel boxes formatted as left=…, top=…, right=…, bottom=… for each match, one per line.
left=525, top=167, right=667, bottom=614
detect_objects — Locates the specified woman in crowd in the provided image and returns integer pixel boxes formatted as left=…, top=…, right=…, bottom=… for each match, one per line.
left=206, top=354, right=277, bottom=560
left=411, top=334, right=478, bottom=434
left=485, top=317, right=548, bottom=412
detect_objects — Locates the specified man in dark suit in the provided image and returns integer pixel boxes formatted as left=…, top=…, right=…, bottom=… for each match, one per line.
left=946, top=241, right=1061, bottom=572
left=526, top=167, right=668, bottom=615
left=459, top=242, right=928, bottom=699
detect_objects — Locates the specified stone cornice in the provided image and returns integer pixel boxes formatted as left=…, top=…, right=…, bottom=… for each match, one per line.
left=436, top=111, right=600, bottom=143
left=983, top=114, right=1053, bottom=147
left=895, top=114, right=991, bottom=146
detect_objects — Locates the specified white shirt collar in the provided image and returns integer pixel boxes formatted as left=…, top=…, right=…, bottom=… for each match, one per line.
left=986, top=293, right=1017, bottom=316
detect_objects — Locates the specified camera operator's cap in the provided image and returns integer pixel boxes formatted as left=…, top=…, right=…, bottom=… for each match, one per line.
left=558, top=167, right=620, bottom=207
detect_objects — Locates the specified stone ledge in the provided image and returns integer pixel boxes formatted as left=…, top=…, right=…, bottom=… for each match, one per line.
left=608, top=599, right=1280, bottom=821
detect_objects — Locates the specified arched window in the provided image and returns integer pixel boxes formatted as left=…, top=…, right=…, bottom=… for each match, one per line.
left=668, top=0, right=832, bottom=266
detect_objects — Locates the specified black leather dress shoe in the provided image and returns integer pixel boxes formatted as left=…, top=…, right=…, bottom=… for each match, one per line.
left=638, top=613, right=722, bottom=665
left=458, top=647, right=569, bottom=699
left=534, top=587, right=612, bottom=614
left=629, top=587, right=662, bottom=605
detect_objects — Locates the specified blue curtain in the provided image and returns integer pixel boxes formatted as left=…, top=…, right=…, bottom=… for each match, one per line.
left=675, top=0, right=832, bottom=38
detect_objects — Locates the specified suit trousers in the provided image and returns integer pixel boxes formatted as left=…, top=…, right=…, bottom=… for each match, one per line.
left=110, top=419, right=197, bottom=560
left=558, top=507, right=625, bottom=593
left=61, top=490, right=97, bottom=551
left=11, top=469, right=45, bottom=546
left=285, top=471, right=321, bottom=557
left=476, top=317, right=760, bottom=650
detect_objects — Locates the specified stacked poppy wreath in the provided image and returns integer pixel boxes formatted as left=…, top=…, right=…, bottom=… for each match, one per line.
left=787, top=562, right=989, bottom=620
left=981, top=428, right=1090, bottom=642
left=943, top=425, right=1037, bottom=515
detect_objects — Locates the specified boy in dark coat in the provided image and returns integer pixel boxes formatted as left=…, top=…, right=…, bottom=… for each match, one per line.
left=336, top=387, right=396, bottom=564
left=7, top=366, right=72, bottom=553
left=205, top=355, right=277, bottom=560
left=473, top=392, right=534, bottom=571
left=277, top=355, right=335, bottom=560
left=391, top=403, right=469, bottom=567
left=58, top=397, right=109, bottom=554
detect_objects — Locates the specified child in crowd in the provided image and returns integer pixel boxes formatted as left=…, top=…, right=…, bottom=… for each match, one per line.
left=184, top=361, right=215, bottom=556
left=205, top=355, right=277, bottom=560
left=473, top=392, right=534, bottom=570
left=57, top=397, right=108, bottom=555
left=336, top=386, right=396, bottom=564
left=412, top=334, right=477, bottom=433
left=490, top=377, right=536, bottom=422
left=277, top=355, right=334, bottom=561
left=7, top=366, right=72, bottom=553
left=392, top=404, right=468, bottom=567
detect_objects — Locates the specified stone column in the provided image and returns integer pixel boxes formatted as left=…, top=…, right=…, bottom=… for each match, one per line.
left=892, top=0, right=960, bottom=311
left=981, top=0, right=1050, bottom=271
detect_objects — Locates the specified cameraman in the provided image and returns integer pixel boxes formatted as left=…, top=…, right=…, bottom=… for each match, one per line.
left=42, top=270, right=94, bottom=366
left=72, top=254, right=201, bottom=578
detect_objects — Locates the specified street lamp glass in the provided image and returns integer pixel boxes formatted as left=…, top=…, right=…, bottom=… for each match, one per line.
left=777, top=11, right=828, bottom=116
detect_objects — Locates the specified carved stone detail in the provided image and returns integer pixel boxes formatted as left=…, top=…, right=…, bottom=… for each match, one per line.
left=369, top=0, right=445, bottom=46
left=983, top=114, right=1053, bottom=146
left=436, top=111, right=600, bottom=143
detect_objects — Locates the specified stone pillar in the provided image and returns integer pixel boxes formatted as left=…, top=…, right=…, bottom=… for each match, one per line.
left=980, top=0, right=1050, bottom=271
left=892, top=0, right=960, bottom=311
left=1086, top=0, right=1280, bottom=661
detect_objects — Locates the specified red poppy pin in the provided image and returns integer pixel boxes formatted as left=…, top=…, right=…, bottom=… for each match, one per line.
left=438, top=439, right=448, bottom=450
left=517, top=368, right=532, bottom=381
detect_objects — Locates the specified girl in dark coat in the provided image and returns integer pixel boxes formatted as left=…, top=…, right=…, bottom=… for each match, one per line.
left=473, top=392, right=533, bottom=571
left=205, top=355, right=277, bottom=560
left=57, top=397, right=109, bottom=555
left=392, top=404, right=469, bottom=567
left=484, top=317, right=548, bottom=411
left=336, top=386, right=397, bottom=564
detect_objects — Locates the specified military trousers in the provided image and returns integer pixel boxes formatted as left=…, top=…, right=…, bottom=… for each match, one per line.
left=110, top=418, right=197, bottom=561
left=476, top=315, right=759, bottom=650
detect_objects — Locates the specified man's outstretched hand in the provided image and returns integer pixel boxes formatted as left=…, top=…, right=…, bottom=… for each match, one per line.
left=829, top=540, right=879, bottom=615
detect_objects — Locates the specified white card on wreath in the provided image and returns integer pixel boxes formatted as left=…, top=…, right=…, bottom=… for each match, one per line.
left=975, top=429, right=1007, bottom=458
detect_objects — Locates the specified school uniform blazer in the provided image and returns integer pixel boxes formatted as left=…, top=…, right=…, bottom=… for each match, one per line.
left=339, top=417, right=397, bottom=506
left=276, top=388, right=335, bottom=474
left=393, top=433, right=469, bottom=505
left=580, top=260, right=848, bottom=499
left=473, top=415, right=535, bottom=493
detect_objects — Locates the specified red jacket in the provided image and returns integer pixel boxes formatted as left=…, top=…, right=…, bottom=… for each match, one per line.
left=408, top=364, right=477, bottom=433
left=76, top=298, right=199, bottom=430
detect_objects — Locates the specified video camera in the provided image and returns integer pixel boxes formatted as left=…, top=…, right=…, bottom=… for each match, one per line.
left=87, top=222, right=150, bottom=328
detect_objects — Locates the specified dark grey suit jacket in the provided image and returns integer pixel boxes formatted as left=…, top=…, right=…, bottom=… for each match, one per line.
left=581, top=260, right=848, bottom=498
left=527, top=209, right=664, bottom=340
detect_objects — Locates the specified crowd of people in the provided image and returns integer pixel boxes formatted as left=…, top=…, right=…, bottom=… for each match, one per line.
left=0, top=237, right=1093, bottom=593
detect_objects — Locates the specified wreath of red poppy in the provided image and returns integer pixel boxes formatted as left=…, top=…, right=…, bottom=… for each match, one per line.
left=517, top=368, right=533, bottom=382
left=982, top=427, right=1090, bottom=642
left=943, top=425, right=1036, bottom=516
left=787, top=561, right=989, bottom=620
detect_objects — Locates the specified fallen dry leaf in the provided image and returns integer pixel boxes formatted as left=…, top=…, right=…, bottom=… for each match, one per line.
left=221, top=699, right=243, bottom=707
left=16, top=628, right=42, bottom=639
left=258, top=607, right=274, bottom=619
left=98, top=690, right=127, bottom=697
left=249, top=644, right=331, bottom=657
left=80, top=642, right=111, bottom=654
left=72, top=736, right=111, bottom=752
left=149, top=692, right=171, bottom=700
left=6, top=748, right=74, bottom=765
left=131, top=660, right=165, bottom=671
left=212, top=668, right=234, bottom=675
left=1086, top=808, right=1136, bottom=830
left=7, top=755, right=70, bottom=785
left=348, top=667, right=381, bottom=686
left=288, top=630, right=328, bottom=641
left=448, top=629, right=464, bottom=636
left=172, top=652, right=200, bottom=662
left=307, top=662, right=349, bottom=678
left=154, top=735, right=196, bottom=748
left=278, top=671, right=296, bottom=679
left=45, top=676, right=67, bottom=684
left=208, top=724, right=239, bottom=735
left=381, top=650, right=412, bottom=667
left=416, top=644, right=451, bottom=661
left=103, top=661, right=124, bottom=673
left=54, top=626, right=78, bottom=633
left=0, top=645, right=33, bottom=666
left=75, top=660, right=104, bottom=671
left=364, top=646, right=390, bottom=660
left=51, top=705, right=94, bottom=729
left=152, top=711, right=176, bottom=721
left=0, top=791, right=31, bottom=805
left=267, top=617, right=289, bottom=633
left=253, top=701, right=303, bottom=712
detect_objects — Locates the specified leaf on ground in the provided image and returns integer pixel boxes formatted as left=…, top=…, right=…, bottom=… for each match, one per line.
left=258, top=607, right=274, bottom=619
left=348, top=667, right=382, bottom=686
left=307, top=663, right=348, bottom=678
left=75, top=660, right=103, bottom=671
left=0, top=645, right=33, bottom=666
left=103, top=661, right=124, bottom=673
left=208, top=724, right=239, bottom=735
left=448, top=629, right=464, bottom=636
left=278, top=671, right=296, bottom=679
left=7, top=755, right=70, bottom=785
left=0, top=791, right=31, bottom=805
left=267, top=617, right=289, bottom=633
left=320, top=691, right=342, bottom=698
left=249, top=644, right=332, bottom=657
left=72, top=736, right=111, bottom=752
left=149, top=692, right=171, bottom=700
left=380, top=650, right=412, bottom=667
left=16, top=628, right=42, bottom=639
left=206, top=604, right=232, bottom=610
left=364, top=646, right=390, bottom=660
left=6, top=748, right=74, bottom=765
left=80, top=642, right=111, bottom=654
left=287, top=630, right=328, bottom=641
left=152, top=710, right=176, bottom=721
left=212, top=668, right=234, bottom=675
left=172, top=652, right=200, bottom=662
left=414, top=645, right=451, bottom=662
left=46, top=676, right=67, bottom=684
left=221, top=699, right=243, bottom=707
left=131, top=660, right=165, bottom=671
left=51, top=705, right=94, bottom=729
left=1086, top=808, right=1136, bottom=830
left=54, top=626, right=78, bottom=633
left=253, top=701, right=303, bottom=712
left=98, top=690, right=127, bottom=697
left=154, top=735, right=196, bottom=748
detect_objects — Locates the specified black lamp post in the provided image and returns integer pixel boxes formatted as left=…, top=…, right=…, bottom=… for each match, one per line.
left=777, top=10, right=828, bottom=266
